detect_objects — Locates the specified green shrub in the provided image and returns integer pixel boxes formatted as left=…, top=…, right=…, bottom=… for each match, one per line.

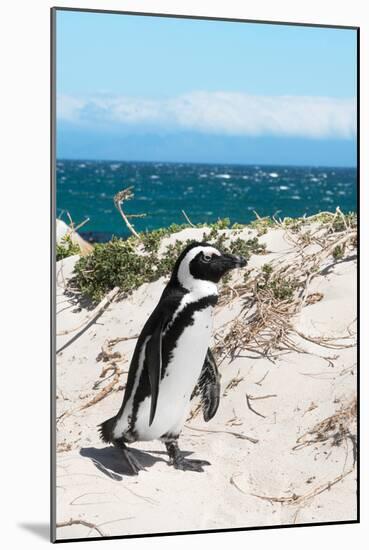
left=71, top=222, right=266, bottom=303
left=56, top=234, right=80, bottom=261
left=72, top=237, right=156, bottom=302
left=258, top=263, right=298, bottom=302
left=332, top=245, right=344, bottom=260
left=250, top=216, right=275, bottom=235
left=69, top=209, right=355, bottom=303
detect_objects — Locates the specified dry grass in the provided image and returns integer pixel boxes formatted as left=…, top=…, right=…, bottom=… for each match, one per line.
left=214, top=210, right=356, bottom=366
left=247, top=467, right=354, bottom=506
left=293, top=398, right=357, bottom=454
left=230, top=396, right=357, bottom=507
left=56, top=337, right=132, bottom=428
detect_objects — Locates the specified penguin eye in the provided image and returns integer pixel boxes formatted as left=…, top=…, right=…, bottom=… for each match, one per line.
left=202, top=254, right=212, bottom=263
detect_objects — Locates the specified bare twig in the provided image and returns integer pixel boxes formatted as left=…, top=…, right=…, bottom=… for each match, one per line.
left=245, top=393, right=277, bottom=419
left=56, top=518, right=105, bottom=537
left=223, top=371, right=244, bottom=396
left=230, top=473, right=248, bottom=495
left=65, top=212, right=90, bottom=235
left=255, top=370, right=270, bottom=386
left=69, top=492, right=115, bottom=506
left=184, top=424, right=258, bottom=444
left=80, top=370, right=123, bottom=411
left=114, top=187, right=142, bottom=240
left=181, top=209, right=196, bottom=227
left=96, top=517, right=135, bottom=528
left=248, top=393, right=278, bottom=401
left=73, top=217, right=90, bottom=233
left=250, top=468, right=354, bottom=506
left=245, top=394, right=266, bottom=418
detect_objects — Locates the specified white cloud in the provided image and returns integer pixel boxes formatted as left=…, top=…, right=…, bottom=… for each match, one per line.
left=57, top=91, right=356, bottom=139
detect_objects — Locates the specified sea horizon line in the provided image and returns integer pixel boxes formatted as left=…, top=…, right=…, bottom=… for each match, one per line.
left=56, top=158, right=357, bottom=170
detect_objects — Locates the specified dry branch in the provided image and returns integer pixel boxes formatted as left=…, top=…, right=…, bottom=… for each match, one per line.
left=255, top=370, right=270, bottom=386
left=230, top=473, right=248, bottom=495
left=181, top=209, right=196, bottom=227
left=250, top=468, right=354, bottom=506
left=80, top=370, right=123, bottom=411
left=184, top=424, right=258, bottom=444
left=114, top=187, right=143, bottom=240
left=245, top=394, right=266, bottom=418
left=56, top=518, right=105, bottom=537
left=245, top=393, right=277, bottom=418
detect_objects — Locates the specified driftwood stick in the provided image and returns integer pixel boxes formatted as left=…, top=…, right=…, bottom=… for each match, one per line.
left=246, top=394, right=266, bottom=418
left=248, top=393, right=278, bottom=401
left=56, top=518, right=105, bottom=537
left=80, top=372, right=122, bottom=410
left=181, top=209, right=196, bottom=227
left=184, top=424, right=258, bottom=444
left=254, top=370, right=270, bottom=386
left=73, top=217, right=90, bottom=233
left=250, top=468, right=354, bottom=505
left=114, top=187, right=142, bottom=240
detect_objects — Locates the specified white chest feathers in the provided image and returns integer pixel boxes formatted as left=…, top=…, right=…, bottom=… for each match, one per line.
left=133, top=304, right=214, bottom=441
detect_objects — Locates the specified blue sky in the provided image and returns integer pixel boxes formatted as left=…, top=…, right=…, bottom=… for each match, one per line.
left=56, top=10, right=357, bottom=166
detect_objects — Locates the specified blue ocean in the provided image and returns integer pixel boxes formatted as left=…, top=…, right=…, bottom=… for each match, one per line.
left=56, top=160, right=357, bottom=242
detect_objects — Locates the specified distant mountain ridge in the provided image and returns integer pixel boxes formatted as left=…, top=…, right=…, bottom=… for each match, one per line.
left=57, top=124, right=357, bottom=167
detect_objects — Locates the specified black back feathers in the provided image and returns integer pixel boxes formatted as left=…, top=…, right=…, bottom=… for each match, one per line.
left=145, top=318, right=165, bottom=425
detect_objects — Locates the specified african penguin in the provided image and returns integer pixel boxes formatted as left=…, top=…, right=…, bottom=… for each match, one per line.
left=99, top=241, right=247, bottom=473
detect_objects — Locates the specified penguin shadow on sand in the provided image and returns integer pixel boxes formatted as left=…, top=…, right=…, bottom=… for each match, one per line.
left=80, top=446, right=167, bottom=480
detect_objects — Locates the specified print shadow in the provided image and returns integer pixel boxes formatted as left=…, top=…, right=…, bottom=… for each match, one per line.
left=80, top=446, right=166, bottom=480
left=18, top=523, right=49, bottom=541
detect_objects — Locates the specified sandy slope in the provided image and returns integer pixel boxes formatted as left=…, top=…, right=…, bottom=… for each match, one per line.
left=55, top=225, right=357, bottom=540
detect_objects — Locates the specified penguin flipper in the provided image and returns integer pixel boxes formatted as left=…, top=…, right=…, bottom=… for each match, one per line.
left=198, top=348, right=221, bottom=422
left=145, top=318, right=165, bottom=426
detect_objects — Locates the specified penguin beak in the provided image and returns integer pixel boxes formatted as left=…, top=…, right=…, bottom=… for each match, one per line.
left=221, top=253, right=247, bottom=269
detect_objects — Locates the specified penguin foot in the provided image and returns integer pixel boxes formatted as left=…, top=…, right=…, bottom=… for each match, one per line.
left=112, top=438, right=146, bottom=476
left=171, top=456, right=211, bottom=472
left=165, top=440, right=210, bottom=472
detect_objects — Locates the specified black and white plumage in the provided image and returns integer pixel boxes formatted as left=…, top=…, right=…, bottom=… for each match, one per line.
left=99, top=242, right=246, bottom=473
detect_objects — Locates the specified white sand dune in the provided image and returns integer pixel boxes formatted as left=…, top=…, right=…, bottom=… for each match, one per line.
left=55, top=224, right=357, bottom=540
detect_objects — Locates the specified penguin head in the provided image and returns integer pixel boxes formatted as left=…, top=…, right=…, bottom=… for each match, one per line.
left=172, top=241, right=247, bottom=290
